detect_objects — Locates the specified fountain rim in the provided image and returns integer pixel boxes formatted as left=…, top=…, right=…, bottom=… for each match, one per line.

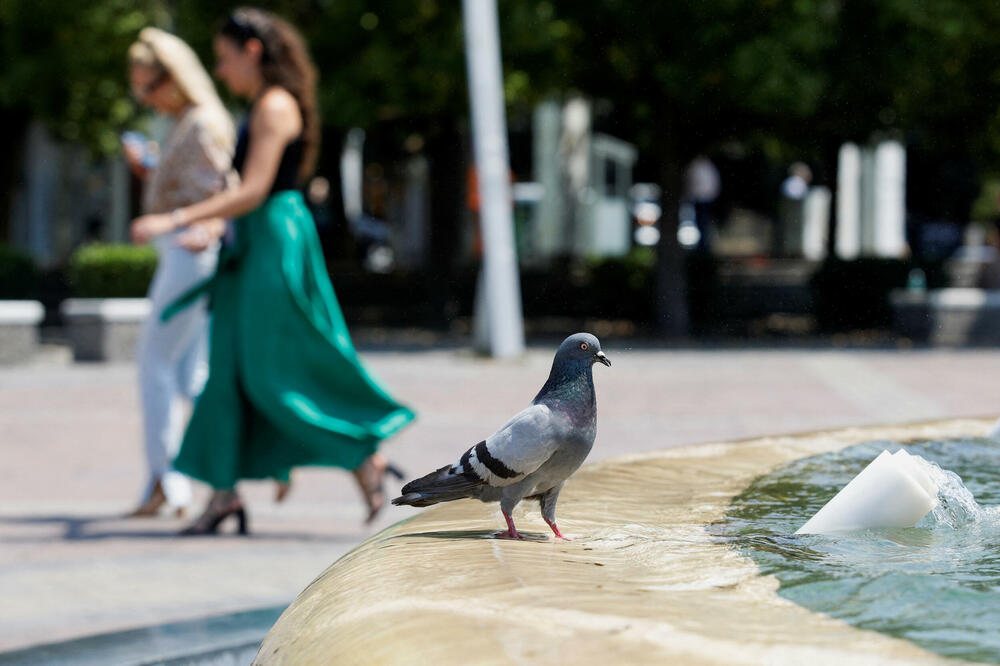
left=255, top=417, right=993, bottom=666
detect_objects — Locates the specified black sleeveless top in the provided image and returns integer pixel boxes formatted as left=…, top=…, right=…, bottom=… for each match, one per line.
left=232, top=120, right=304, bottom=194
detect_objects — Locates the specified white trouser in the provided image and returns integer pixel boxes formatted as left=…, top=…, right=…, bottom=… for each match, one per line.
left=137, top=234, right=218, bottom=508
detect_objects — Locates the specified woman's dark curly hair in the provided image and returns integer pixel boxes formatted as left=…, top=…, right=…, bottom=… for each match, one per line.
left=220, top=7, right=319, bottom=185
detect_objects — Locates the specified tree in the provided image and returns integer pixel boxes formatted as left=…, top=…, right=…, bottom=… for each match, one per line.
left=165, top=1, right=572, bottom=323
left=0, top=0, right=165, bottom=237
left=530, top=0, right=1000, bottom=335
left=544, top=1, right=837, bottom=336
left=8, top=1, right=1000, bottom=333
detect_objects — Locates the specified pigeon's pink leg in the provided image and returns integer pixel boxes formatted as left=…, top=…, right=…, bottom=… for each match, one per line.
left=495, top=511, right=524, bottom=539
left=544, top=517, right=568, bottom=540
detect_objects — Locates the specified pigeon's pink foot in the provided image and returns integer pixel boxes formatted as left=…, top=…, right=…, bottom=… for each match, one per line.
left=544, top=518, right=570, bottom=540
left=494, top=511, right=524, bottom=540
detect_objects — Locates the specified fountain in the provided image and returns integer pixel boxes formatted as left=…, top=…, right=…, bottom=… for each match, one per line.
left=252, top=419, right=995, bottom=665
left=728, top=434, right=1000, bottom=663
left=795, top=449, right=939, bottom=534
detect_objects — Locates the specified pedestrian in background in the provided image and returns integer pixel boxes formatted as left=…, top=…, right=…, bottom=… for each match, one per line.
left=126, top=28, right=236, bottom=517
left=131, top=7, right=415, bottom=535
left=776, top=161, right=812, bottom=256
left=683, top=155, right=721, bottom=253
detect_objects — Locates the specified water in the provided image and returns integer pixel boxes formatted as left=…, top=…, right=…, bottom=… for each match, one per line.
left=722, top=438, right=1000, bottom=663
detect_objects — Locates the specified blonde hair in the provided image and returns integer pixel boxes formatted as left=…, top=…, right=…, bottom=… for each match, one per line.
left=128, top=27, right=224, bottom=110
left=127, top=40, right=160, bottom=71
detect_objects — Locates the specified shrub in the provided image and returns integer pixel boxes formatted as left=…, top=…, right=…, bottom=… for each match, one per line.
left=585, top=247, right=656, bottom=321
left=0, top=245, right=39, bottom=299
left=68, top=243, right=157, bottom=298
left=812, top=258, right=945, bottom=332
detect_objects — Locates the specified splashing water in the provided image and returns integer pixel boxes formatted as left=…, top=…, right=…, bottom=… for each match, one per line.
left=915, top=454, right=997, bottom=528
left=723, top=438, right=1000, bottom=663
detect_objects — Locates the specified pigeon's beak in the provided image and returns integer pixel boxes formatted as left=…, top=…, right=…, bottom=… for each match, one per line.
left=595, top=351, right=611, bottom=367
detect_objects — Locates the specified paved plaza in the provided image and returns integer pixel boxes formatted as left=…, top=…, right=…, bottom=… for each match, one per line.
left=2, top=339, right=1000, bottom=652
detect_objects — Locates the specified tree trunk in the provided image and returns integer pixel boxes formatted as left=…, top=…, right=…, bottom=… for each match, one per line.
left=426, top=118, right=467, bottom=327
left=0, top=109, right=30, bottom=244
left=654, top=155, right=691, bottom=338
left=821, top=138, right=842, bottom=259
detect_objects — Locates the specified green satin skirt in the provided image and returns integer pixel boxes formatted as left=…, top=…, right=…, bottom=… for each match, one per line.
left=170, top=191, right=415, bottom=489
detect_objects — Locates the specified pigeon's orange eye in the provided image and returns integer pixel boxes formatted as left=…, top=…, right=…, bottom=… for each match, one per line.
left=579, top=342, right=589, bottom=351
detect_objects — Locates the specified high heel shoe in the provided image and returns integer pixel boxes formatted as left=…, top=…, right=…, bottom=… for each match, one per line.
left=275, top=480, right=291, bottom=503
left=127, top=480, right=166, bottom=518
left=385, top=463, right=405, bottom=481
left=354, top=457, right=406, bottom=524
left=127, top=479, right=188, bottom=518
left=127, top=479, right=186, bottom=518
left=179, top=491, right=249, bottom=536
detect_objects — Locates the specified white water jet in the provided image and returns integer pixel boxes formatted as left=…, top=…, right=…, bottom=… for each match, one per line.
left=796, top=449, right=939, bottom=535
left=918, top=457, right=989, bottom=528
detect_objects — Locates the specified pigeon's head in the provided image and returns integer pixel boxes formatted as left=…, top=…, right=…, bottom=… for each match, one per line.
left=556, top=332, right=611, bottom=369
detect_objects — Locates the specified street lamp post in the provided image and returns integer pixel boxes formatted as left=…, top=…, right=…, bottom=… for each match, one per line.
left=462, top=0, right=525, bottom=358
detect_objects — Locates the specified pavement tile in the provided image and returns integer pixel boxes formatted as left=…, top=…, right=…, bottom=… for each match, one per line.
left=2, top=344, right=999, bottom=651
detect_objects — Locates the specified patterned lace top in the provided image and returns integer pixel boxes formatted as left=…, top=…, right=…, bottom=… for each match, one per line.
left=142, top=103, right=236, bottom=215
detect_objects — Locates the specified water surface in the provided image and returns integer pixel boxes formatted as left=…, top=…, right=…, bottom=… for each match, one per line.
left=724, top=438, right=1000, bottom=663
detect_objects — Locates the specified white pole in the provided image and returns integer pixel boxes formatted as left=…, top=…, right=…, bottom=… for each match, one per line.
left=835, top=142, right=861, bottom=260
left=873, top=140, right=907, bottom=259
left=463, top=0, right=525, bottom=358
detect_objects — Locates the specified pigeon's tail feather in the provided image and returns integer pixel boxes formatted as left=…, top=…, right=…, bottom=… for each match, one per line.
left=391, top=463, right=485, bottom=507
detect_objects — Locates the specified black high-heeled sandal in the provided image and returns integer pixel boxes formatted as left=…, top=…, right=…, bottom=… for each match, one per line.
left=179, top=492, right=249, bottom=536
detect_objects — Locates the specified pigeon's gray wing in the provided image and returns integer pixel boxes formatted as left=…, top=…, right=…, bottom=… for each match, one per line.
left=457, top=403, right=561, bottom=487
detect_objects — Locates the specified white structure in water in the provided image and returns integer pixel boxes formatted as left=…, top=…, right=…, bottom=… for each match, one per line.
left=796, top=449, right=938, bottom=535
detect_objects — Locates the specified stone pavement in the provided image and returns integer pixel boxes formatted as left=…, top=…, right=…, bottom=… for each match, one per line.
left=2, top=340, right=1000, bottom=652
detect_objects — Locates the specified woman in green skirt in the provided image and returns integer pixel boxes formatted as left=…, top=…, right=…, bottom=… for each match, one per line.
left=130, top=7, right=415, bottom=534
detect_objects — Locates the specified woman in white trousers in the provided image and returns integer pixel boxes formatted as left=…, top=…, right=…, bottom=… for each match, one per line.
left=136, top=236, right=218, bottom=513
left=126, top=28, right=236, bottom=516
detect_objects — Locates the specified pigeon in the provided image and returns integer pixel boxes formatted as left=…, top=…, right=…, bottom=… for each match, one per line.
left=392, top=332, right=610, bottom=539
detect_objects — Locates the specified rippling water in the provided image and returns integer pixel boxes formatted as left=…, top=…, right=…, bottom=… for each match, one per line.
left=722, top=438, right=1000, bottom=663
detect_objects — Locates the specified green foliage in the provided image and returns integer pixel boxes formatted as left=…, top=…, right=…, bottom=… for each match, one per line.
left=516, top=249, right=658, bottom=322
left=68, top=243, right=157, bottom=298
left=971, top=177, right=1000, bottom=222
left=11, top=1, right=1000, bottom=175
left=585, top=248, right=657, bottom=321
left=168, top=0, right=574, bottom=131
left=0, top=244, right=39, bottom=299
left=587, top=246, right=655, bottom=293
left=0, top=0, right=167, bottom=154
